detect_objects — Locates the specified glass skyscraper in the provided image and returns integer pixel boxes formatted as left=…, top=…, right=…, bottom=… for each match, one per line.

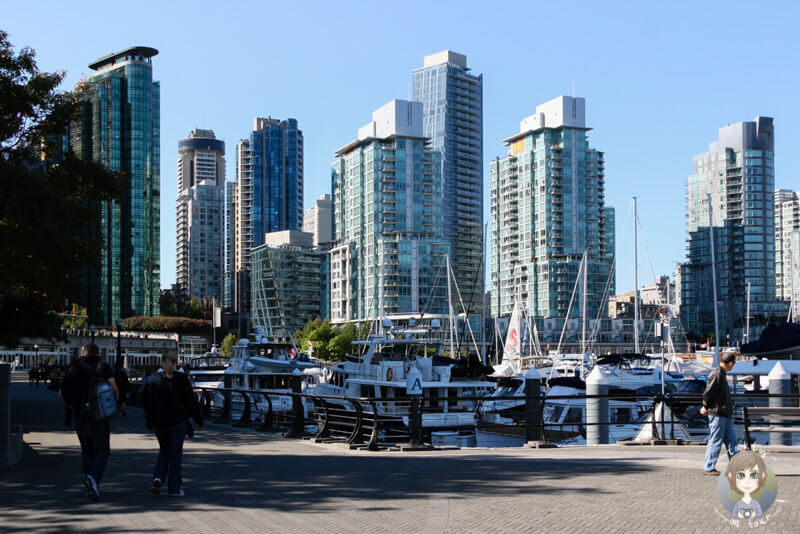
left=775, top=189, right=800, bottom=306
left=70, top=46, right=161, bottom=325
left=490, top=96, right=614, bottom=319
left=330, top=100, right=449, bottom=323
left=176, top=129, right=225, bottom=304
left=413, top=51, right=484, bottom=315
left=681, top=117, right=779, bottom=338
left=226, top=118, right=303, bottom=316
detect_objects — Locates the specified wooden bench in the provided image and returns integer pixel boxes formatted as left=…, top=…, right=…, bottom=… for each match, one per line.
left=743, top=406, right=800, bottom=449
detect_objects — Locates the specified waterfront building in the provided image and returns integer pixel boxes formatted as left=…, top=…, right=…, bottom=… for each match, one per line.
left=489, top=96, right=614, bottom=319
left=69, top=46, right=161, bottom=324
left=302, top=194, right=333, bottom=245
left=250, top=230, right=329, bottom=337
left=775, top=189, right=800, bottom=305
left=176, top=129, right=225, bottom=304
left=680, top=117, right=780, bottom=339
left=640, top=275, right=675, bottom=305
left=226, top=117, right=303, bottom=317
left=330, top=100, right=449, bottom=324
left=412, top=50, right=484, bottom=315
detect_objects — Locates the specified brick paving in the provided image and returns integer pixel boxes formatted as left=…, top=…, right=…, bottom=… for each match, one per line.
left=2, top=379, right=800, bottom=533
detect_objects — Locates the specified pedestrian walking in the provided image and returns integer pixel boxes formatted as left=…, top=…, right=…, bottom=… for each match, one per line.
left=58, top=344, right=119, bottom=501
left=28, top=366, right=35, bottom=387
left=114, top=364, right=131, bottom=417
left=144, top=354, right=203, bottom=497
left=701, top=352, right=738, bottom=476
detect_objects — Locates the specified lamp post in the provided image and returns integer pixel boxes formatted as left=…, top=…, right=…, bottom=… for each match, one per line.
left=115, top=318, right=123, bottom=369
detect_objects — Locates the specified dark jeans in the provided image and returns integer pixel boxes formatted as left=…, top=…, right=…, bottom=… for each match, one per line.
left=153, top=421, right=186, bottom=494
left=75, top=415, right=111, bottom=483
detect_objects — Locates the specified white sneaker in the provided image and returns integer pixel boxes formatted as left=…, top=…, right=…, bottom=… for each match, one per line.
left=167, top=489, right=185, bottom=497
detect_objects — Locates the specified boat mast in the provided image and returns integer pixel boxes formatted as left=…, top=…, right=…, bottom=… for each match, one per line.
left=707, top=193, right=720, bottom=367
left=633, top=197, right=640, bottom=354
left=581, top=250, right=587, bottom=355
left=745, top=281, right=751, bottom=345
left=481, top=222, right=488, bottom=364
left=789, top=250, right=796, bottom=323
left=447, top=253, right=455, bottom=358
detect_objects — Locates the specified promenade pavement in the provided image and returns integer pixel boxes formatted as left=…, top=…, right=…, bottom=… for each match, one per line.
left=2, top=377, right=800, bottom=533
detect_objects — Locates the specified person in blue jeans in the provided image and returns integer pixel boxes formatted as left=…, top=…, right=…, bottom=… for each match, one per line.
left=701, top=352, right=738, bottom=475
left=144, top=354, right=203, bottom=496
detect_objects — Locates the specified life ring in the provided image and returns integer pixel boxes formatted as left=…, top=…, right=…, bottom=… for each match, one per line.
left=386, top=367, right=394, bottom=381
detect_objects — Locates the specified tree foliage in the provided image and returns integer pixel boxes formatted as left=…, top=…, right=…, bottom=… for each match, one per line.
left=0, top=31, right=120, bottom=346
left=220, top=333, right=237, bottom=358
left=294, top=318, right=368, bottom=362
left=122, top=316, right=210, bottom=334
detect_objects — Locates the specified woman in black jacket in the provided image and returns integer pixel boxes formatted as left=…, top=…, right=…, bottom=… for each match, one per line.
left=144, top=354, right=203, bottom=496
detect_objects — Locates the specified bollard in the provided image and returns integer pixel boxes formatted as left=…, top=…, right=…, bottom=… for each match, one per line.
left=768, top=362, right=792, bottom=446
left=406, top=366, right=423, bottom=446
left=586, top=366, right=610, bottom=445
left=524, top=367, right=543, bottom=443
left=285, top=369, right=305, bottom=438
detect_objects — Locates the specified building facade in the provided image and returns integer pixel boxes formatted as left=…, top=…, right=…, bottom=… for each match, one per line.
left=330, top=100, right=449, bottom=324
left=681, top=117, right=779, bottom=339
left=225, top=117, right=303, bottom=316
left=412, top=50, right=484, bottom=315
left=250, top=230, right=329, bottom=338
left=775, top=189, right=800, bottom=307
left=302, top=194, right=333, bottom=245
left=490, top=96, right=614, bottom=319
left=70, top=46, right=161, bottom=325
left=176, top=129, right=225, bottom=304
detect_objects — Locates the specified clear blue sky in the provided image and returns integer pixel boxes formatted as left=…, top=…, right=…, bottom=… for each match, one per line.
left=5, top=0, right=799, bottom=294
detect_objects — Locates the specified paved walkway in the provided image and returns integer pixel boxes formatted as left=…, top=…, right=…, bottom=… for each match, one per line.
left=2, top=379, right=800, bottom=533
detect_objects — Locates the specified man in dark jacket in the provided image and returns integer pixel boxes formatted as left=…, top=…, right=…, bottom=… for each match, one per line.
left=58, top=344, right=119, bottom=501
left=701, top=352, right=738, bottom=475
left=144, top=354, right=203, bottom=497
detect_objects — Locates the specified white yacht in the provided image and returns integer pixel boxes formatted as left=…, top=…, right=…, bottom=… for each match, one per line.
left=310, top=319, right=495, bottom=432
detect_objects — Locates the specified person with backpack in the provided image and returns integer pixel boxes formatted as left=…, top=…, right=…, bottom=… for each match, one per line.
left=144, top=354, right=203, bottom=497
left=59, top=344, right=119, bottom=501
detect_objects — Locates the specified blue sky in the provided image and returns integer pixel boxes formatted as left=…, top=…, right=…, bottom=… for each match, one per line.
left=5, top=0, right=799, bottom=293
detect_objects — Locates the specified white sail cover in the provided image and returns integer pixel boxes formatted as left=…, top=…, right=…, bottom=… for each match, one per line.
left=492, top=303, right=521, bottom=377
left=634, top=402, right=692, bottom=441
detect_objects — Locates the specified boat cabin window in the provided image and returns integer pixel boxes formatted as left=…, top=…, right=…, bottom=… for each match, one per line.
left=360, top=384, right=375, bottom=397
left=548, top=405, right=566, bottom=423
left=564, top=407, right=583, bottom=424
left=612, top=407, right=632, bottom=423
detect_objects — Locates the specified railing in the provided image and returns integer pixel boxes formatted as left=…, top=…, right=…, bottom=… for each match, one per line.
left=187, top=382, right=800, bottom=451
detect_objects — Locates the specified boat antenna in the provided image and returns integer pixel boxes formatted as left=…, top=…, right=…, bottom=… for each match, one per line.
left=633, top=197, right=640, bottom=354
left=707, top=193, right=720, bottom=367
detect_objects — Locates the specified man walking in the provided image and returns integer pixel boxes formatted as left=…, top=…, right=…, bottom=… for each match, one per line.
left=701, top=352, right=738, bottom=475
left=144, top=354, right=203, bottom=497
left=59, top=344, right=118, bottom=501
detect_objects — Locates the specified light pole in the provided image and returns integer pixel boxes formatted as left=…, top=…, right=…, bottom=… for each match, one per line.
left=115, top=318, right=123, bottom=369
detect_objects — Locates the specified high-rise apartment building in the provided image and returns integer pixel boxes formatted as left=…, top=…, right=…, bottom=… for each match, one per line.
left=681, top=117, right=777, bottom=338
left=226, top=118, right=303, bottom=316
left=176, top=129, right=225, bottom=304
left=330, top=100, right=449, bottom=323
left=775, top=189, right=800, bottom=305
left=413, top=50, right=484, bottom=315
left=250, top=230, right=329, bottom=337
left=490, top=96, right=614, bottom=319
left=302, top=194, right=333, bottom=245
left=70, top=46, right=161, bottom=324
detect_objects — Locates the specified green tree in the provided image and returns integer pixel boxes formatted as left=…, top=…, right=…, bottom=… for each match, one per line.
left=220, top=333, right=237, bottom=358
left=159, top=291, right=178, bottom=316
left=307, top=319, right=335, bottom=360
left=294, top=317, right=323, bottom=355
left=0, top=32, right=120, bottom=347
left=178, top=298, right=205, bottom=319
left=327, top=323, right=358, bottom=361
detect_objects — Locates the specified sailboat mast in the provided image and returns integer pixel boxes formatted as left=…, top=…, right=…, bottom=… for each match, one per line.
left=447, top=253, right=455, bottom=358
left=745, top=281, right=751, bottom=344
left=582, top=250, right=587, bottom=355
left=481, top=222, right=488, bottom=364
left=707, top=193, right=720, bottom=367
left=633, top=197, right=640, bottom=353
left=789, top=250, right=796, bottom=323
